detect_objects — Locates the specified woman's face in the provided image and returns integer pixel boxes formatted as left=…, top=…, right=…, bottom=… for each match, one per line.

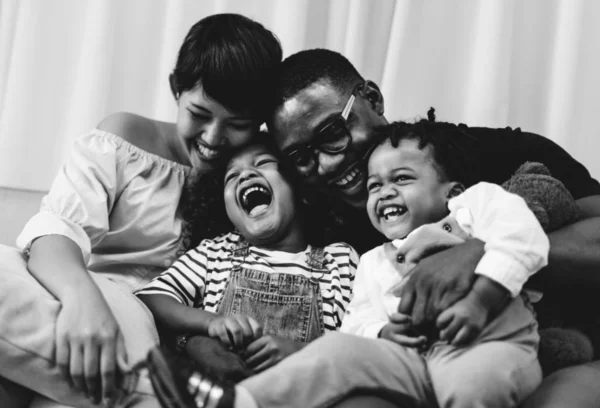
left=176, top=85, right=258, bottom=171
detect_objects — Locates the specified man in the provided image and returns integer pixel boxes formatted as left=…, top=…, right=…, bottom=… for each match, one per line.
left=266, top=49, right=600, bottom=407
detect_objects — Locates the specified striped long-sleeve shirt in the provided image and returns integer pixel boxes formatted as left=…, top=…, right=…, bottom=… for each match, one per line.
left=136, top=232, right=359, bottom=332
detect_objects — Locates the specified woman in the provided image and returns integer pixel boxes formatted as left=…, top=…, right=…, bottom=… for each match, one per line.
left=0, top=13, right=281, bottom=408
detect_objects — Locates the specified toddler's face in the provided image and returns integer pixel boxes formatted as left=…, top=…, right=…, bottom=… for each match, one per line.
left=366, top=138, right=452, bottom=240
left=224, top=144, right=300, bottom=246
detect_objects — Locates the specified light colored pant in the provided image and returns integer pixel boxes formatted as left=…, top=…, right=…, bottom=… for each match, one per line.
left=0, top=244, right=161, bottom=408
left=242, top=295, right=542, bottom=408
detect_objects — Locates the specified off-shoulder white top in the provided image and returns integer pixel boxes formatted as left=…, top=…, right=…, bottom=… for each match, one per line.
left=17, top=129, right=191, bottom=292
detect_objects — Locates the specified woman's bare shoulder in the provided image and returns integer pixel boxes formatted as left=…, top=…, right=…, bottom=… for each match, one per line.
left=97, top=112, right=173, bottom=156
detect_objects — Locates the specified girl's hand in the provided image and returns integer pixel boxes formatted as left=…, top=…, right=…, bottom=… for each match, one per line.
left=379, top=313, right=428, bottom=348
left=437, top=295, right=489, bottom=346
left=243, top=335, right=304, bottom=372
left=207, top=315, right=263, bottom=350
left=55, top=289, right=128, bottom=405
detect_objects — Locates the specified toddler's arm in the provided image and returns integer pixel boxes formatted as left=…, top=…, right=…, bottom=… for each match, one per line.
left=436, top=182, right=549, bottom=344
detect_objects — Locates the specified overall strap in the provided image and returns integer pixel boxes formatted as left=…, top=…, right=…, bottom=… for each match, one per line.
left=306, top=246, right=327, bottom=270
left=230, top=234, right=251, bottom=272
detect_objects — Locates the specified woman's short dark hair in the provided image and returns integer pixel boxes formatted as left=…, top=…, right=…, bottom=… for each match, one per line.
left=172, top=14, right=282, bottom=121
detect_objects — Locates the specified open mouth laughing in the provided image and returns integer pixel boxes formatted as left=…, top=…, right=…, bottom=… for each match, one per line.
left=195, top=141, right=224, bottom=161
left=329, top=161, right=366, bottom=191
left=378, top=204, right=408, bottom=222
left=239, top=183, right=273, bottom=217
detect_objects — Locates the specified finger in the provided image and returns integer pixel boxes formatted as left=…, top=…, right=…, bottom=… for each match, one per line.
left=244, top=336, right=267, bottom=357
left=439, top=317, right=460, bottom=343
left=390, top=334, right=428, bottom=348
left=69, top=343, right=86, bottom=395
left=225, top=321, right=244, bottom=349
left=215, top=327, right=232, bottom=347
left=411, top=287, right=430, bottom=326
left=248, top=317, right=263, bottom=339
left=252, top=356, right=277, bottom=373
left=389, top=313, right=412, bottom=324
left=55, top=336, right=71, bottom=386
left=245, top=346, right=271, bottom=369
left=100, top=336, right=117, bottom=403
left=83, top=341, right=101, bottom=403
left=115, top=333, right=129, bottom=373
left=452, top=326, right=472, bottom=346
left=397, top=286, right=415, bottom=315
left=235, top=317, right=255, bottom=346
left=436, top=309, right=453, bottom=330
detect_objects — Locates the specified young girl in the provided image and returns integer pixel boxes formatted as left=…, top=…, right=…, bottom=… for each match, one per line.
left=0, top=13, right=281, bottom=408
left=136, top=135, right=358, bottom=380
left=143, top=117, right=549, bottom=408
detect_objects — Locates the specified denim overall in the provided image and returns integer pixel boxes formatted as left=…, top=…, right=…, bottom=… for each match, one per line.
left=184, top=239, right=329, bottom=382
left=216, top=238, right=327, bottom=342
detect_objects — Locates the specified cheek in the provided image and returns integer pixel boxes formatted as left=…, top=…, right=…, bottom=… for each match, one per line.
left=223, top=190, right=237, bottom=219
left=227, top=129, right=255, bottom=148
left=366, top=196, right=378, bottom=221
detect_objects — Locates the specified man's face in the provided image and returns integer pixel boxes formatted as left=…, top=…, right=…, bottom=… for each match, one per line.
left=269, top=80, right=387, bottom=209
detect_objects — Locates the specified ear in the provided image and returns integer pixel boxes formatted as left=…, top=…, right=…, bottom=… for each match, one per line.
left=169, top=73, right=179, bottom=100
left=362, top=80, right=385, bottom=116
left=446, top=182, right=465, bottom=199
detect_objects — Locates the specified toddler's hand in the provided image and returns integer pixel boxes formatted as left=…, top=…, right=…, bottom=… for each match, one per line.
left=436, top=297, right=488, bottom=346
left=244, top=335, right=304, bottom=373
left=379, top=313, right=428, bottom=349
left=207, top=314, right=262, bottom=350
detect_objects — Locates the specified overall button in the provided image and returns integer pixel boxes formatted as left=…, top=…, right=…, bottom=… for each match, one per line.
left=442, top=223, right=452, bottom=233
left=397, top=254, right=405, bottom=263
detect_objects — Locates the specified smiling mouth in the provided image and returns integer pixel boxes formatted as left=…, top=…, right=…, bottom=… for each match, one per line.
left=330, top=162, right=365, bottom=190
left=240, top=185, right=273, bottom=217
left=378, top=204, right=408, bottom=221
left=196, top=141, right=223, bottom=160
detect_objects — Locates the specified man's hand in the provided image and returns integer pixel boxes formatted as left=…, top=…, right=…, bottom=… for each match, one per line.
left=436, top=297, right=488, bottom=346
left=243, top=335, right=304, bottom=372
left=207, top=315, right=262, bottom=350
left=379, top=313, right=428, bottom=349
left=396, top=239, right=485, bottom=326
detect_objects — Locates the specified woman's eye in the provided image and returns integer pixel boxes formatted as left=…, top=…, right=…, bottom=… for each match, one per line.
left=189, top=110, right=210, bottom=121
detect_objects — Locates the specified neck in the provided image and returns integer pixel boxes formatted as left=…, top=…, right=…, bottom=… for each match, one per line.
left=249, top=228, right=307, bottom=253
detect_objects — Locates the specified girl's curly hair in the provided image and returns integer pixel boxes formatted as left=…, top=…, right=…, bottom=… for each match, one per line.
left=178, top=134, right=348, bottom=253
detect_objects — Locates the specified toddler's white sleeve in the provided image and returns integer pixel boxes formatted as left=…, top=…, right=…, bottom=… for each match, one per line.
left=448, top=182, right=549, bottom=297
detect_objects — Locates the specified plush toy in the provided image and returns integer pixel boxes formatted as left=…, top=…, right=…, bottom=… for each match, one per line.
left=501, top=162, right=595, bottom=376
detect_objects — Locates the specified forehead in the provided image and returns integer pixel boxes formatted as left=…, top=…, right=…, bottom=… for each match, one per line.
left=227, top=144, right=273, bottom=166
left=270, top=81, right=347, bottom=150
left=185, top=85, right=252, bottom=118
left=368, top=139, right=434, bottom=172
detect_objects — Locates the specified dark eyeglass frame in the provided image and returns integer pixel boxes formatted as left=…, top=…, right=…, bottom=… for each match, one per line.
left=284, top=83, right=363, bottom=175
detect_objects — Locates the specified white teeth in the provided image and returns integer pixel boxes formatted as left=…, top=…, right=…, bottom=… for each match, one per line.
left=380, top=205, right=407, bottom=221
left=241, top=186, right=269, bottom=206
left=196, top=142, right=220, bottom=159
left=335, top=167, right=362, bottom=187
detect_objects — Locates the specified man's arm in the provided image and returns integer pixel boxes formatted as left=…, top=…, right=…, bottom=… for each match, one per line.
left=529, top=195, right=600, bottom=289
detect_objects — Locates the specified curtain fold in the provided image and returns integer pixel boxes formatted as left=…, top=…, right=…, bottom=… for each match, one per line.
left=0, top=0, right=598, bottom=192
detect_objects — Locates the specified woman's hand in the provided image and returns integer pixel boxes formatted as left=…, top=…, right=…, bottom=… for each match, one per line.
left=207, top=314, right=263, bottom=350
left=55, top=289, right=127, bottom=405
left=379, top=313, right=428, bottom=349
left=243, top=335, right=304, bottom=372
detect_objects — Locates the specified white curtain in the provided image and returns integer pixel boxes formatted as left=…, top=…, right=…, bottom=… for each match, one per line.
left=1, top=0, right=599, bottom=192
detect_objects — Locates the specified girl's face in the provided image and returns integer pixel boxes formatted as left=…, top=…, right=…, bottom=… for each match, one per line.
left=366, top=138, right=454, bottom=240
left=223, top=144, right=304, bottom=250
left=176, top=85, right=258, bottom=171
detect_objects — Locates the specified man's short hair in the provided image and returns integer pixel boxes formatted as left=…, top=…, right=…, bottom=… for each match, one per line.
left=272, top=49, right=363, bottom=107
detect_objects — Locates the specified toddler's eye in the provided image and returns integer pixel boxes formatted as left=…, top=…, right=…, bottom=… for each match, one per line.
left=367, top=182, right=381, bottom=192
left=394, top=175, right=410, bottom=183
left=224, top=172, right=239, bottom=184
left=256, top=158, right=277, bottom=167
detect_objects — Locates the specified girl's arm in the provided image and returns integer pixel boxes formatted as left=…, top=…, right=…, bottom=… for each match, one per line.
left=138, top=293, right=217, bottom=334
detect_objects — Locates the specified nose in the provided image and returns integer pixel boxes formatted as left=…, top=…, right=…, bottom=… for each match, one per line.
left=316, top=151, right=345, bottom=178
left=201, top=122, right=225, bottom=147
left=379, top=183, right=398, bottom=199
left=238, top=168, right=259, bottom=184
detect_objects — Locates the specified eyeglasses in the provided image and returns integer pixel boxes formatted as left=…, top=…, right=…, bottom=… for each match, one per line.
left=285, top=83, right=363, bottom=176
